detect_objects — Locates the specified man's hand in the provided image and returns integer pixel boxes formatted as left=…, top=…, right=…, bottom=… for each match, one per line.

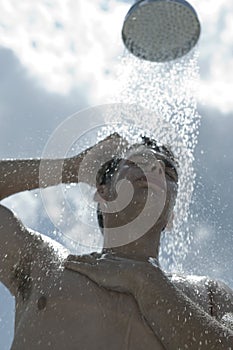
left=64, top=253, right=157, bottom=296
left=66, top=133, right=128, bottom=186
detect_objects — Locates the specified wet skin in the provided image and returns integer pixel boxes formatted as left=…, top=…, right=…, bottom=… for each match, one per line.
left=66, top=146, right=233, bottom=349
left=1, top=147, right=170, bottom=349
left=96, top=146, right=178, bottom=259
left=2, top=140, right=233, bottom=349
left=0, top=206, right=164, bottom=349
left=0, top=146, right=176, bottom=349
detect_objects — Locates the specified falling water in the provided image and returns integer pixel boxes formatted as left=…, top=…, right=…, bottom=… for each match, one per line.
left=98, top=49, right=201, bottom=273
left=53, top=49, right=201, bottom=271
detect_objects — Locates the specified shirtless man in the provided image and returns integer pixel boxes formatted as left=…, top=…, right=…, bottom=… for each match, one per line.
left=1, top=133, right=233, bottom=349
left=65, top=136, right=233, bottom=349
left=0, top=133, right=173, bottom=350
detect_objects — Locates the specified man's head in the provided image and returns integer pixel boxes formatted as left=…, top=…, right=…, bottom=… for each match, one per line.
left=95, top=136, right=178, bottom=235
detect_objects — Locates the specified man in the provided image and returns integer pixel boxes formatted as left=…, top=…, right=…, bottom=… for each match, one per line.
left=65, top=136, right=233, bottom=349
left=1, top=133, right=232, bottom=349
left=0, top=133, right=172, bottom=349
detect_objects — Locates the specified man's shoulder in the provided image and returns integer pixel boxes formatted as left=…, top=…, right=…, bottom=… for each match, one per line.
left=167, top=272, right=233, bottom=319
left=166, top=273, right=210, bottom=310
left=27, top=228, right=69, bottom=261
left=167, top=272, right=210, bottom=292
left=167, top=272, right=232, bottom=292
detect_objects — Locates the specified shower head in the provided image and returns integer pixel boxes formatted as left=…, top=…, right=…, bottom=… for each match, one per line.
left=122, top=0, right=201, bottom=62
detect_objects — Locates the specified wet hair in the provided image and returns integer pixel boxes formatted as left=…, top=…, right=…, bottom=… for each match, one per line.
left=96, top=136, right=179, bottom=231
left=96, top=158, right=122, bottom=188
left=96, top=158, right=122, bottom=232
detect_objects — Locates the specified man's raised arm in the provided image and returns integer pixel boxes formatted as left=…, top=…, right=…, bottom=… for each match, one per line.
left=0, top=158, right=78, bottom=200
left=0, top=133, right=123, bottom=200
left=0, top=134, right=124, bottom=294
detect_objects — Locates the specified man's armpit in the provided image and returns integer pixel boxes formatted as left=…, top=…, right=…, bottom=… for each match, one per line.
left=0, top=204, right=40, bottom=296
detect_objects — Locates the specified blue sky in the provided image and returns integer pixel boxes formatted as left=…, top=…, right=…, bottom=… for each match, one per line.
left=1, top=1, right=233, bottom=348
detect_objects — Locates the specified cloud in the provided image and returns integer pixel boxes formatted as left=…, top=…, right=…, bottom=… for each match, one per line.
left=2, top=191, right=40, bottom=228
left=1, top=0, right=233, bottom=112
left=192, top=0, right=233, bottom=113
left=0, top=0, right=128, bottom=103
left=0, top=47, right=89, bottom=158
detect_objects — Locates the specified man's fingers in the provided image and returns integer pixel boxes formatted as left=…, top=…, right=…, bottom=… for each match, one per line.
left=100, top=133, right=128, bottom=151
left=64, top=261, right=103, bottom=284
left=64, top=261, right=127, bottom=293
left=65, top=261, right=93, bottom=272
left=64, top=256, right=146, bottom=295
left=66, top=254, right=77, bottom=261
left=66, top=253, right=101, bottom=263
left=106, top=132, right=121, bottom=140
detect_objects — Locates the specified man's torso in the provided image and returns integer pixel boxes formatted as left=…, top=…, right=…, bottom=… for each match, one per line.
left=12, top=253, right=164, bottom=350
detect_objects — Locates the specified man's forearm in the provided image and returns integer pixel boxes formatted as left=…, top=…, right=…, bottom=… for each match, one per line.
left=0, top=134, right=124, bottom=200
left=136, top=269, right=233, bottom=349
left=0, top=157, right=81, bottom=200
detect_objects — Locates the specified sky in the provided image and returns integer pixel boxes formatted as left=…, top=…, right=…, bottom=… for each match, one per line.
left=0, top=0, right=233, bottom=348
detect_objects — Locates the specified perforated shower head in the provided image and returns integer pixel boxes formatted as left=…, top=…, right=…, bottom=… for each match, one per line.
left=122, top=0, right=201, bottom=62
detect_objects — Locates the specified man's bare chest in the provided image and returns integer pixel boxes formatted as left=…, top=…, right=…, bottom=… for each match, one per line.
left=13, top=268, right=164, bottom=349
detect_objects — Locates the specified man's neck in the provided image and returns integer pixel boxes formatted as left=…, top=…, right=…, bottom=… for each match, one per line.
left=102, top=226, right=161, bottom=262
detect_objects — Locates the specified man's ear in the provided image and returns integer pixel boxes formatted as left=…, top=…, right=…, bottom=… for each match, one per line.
left=94, top=184, right=111, bottom=202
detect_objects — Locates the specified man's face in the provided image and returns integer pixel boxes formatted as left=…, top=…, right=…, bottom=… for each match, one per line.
left=95, top=145, right=178, bottom=230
